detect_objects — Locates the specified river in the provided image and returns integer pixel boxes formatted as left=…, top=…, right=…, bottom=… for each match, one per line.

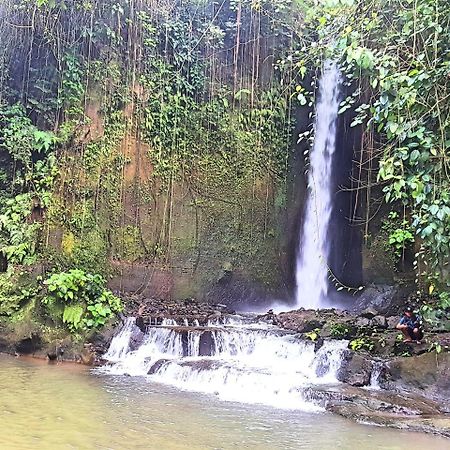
left=0, top=354, right=448, bottom=450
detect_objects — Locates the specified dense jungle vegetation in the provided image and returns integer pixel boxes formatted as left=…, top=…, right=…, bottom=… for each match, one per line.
left=0, top=0, right=448, bottom=334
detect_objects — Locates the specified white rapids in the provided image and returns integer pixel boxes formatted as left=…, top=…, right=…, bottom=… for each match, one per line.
left=100, top=317, right=349, bottom=411
left=295, top=60, right=342, bottom=309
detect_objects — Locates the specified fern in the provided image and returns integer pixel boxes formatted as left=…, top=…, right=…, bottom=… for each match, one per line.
left=62, top=304, right=84, bottom=330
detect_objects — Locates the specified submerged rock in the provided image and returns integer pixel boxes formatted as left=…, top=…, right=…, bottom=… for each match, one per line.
left=304, top=384, right=450, bottom=438
left=147, top=359, right=170, bottom=374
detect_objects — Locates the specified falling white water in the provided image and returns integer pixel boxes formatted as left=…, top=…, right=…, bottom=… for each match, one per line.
left=295, top=60, right=342, bottom=309
left=104, top=317, right=139, bottom=362
left=100, top=317, right=348, bottom=411
left=367, top=361, right=384, bottom=390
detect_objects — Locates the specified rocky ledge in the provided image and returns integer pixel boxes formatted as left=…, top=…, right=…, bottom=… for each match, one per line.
left=124, top=295, right=235, bottom=327
left=304, top=384, right=450, bottom=438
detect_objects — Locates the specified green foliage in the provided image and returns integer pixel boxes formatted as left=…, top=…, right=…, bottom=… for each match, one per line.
left=59, top=53, right=85, bottom=120
left=349, top=337, right=374, bottom=352
left=0, top=194, right=39, bottom=264
left=420, top=291, right=450, bottom=332
left=62, top=304, right=84, bottom=329
left=428, top=341, right=446, bottom=354
left=0, top=103, right=58, bottom=266
left=0, top=103, right=57, bottom=171
left=0, top=0, right=296, bottom=307
left=42, top=269, right=123, bottom=331
left=388, top=229, right=414, bottom=257
left=381, top=211, right=414, bottom=260
left=0, top=268, right=38, bottom=316
left=330, top=323, right=350, bottom=338
left=305, top=328, right=321, bottom=342
left=287, top=0, right=450, bottom=291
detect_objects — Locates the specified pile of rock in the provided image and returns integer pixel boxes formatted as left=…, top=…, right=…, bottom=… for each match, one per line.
left=122, top=294, right=235, bottom=327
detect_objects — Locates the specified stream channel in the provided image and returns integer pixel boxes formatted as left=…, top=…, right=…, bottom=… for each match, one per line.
left=0, top=315, right=449, bottom=450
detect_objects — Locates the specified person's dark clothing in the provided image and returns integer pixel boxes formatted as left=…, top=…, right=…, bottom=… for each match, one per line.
left=399, top=313, right=423, bottom=340
left=399, top=314, right=421, bottom=329
left=406, top=327, right=423, bottom=340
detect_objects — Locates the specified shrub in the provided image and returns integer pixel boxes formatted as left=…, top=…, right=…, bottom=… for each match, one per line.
left=330, top=323, right=350, bottom=338
left=349, top=337, right=374, bottom=352
left=42, top=269, right=122, bottom=331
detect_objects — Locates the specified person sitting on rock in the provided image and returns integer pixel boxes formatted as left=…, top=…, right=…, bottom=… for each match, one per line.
left=396, top=306, right=423, bottom=343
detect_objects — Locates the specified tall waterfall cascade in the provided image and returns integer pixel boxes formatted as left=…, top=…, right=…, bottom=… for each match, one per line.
left=100, top=316, right=349, bottom=411
left=295, top=61, right=342, bottom=309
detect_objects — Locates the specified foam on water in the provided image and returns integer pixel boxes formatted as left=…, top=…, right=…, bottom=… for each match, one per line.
left=101, top=317, right=348, bottom=411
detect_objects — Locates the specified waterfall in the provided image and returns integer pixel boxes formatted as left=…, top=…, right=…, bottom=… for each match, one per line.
left=295, top=60, right=342, bottom=309
left=99, top=317, right=348, bottom=411
left=103, top=317, right=139, bottom=362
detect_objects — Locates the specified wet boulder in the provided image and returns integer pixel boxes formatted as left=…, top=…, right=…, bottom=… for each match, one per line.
left=15, top=333, right=43, bottom=355
left=337, top=351, right=372, bottom=387
left=360, top=307, right=378, bottom=319
left=147, top=359, right=170, bottom=374
left=80, top=346, right=96, bottom=365
left=386, top=316, right=399, bottom=329
left=304, top=384, right=449, bottom=438
left=128, top=328, right=145, bottom=352
left=382, top=351, right=450, bottom=410
left=354, top=317, right=371, bottom=328
left=372, top=315, right=388, bottom=329
left=199, top=331, right=215, bottom=356
left=277, top=310, right=325, bottom=333
left=178, top=359, right=222, bottom=371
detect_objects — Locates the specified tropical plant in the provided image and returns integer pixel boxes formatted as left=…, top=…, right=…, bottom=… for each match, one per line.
left=349, top=337, right=374, bottom=352
left=42, top=269, right=123, bottom=331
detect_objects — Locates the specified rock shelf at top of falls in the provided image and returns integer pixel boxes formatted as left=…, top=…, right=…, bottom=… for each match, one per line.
left=123, top=294, right=236, bottom=327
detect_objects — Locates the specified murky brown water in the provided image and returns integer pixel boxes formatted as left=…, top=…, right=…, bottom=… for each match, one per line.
left=0, top=354, right=448, bottom=450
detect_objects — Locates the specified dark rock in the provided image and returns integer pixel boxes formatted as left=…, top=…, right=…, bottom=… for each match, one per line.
left=178, top=359, right=222, bottom=371
left=277, top=310, right=325, bottom=333
left=47, top=352, right=58, bottom=361
left=46, top=341, right=65, bottom=361
left=382, top=351, right=450, bottom=410
left=80, top=347, right=96, bottom=366
left=393, top=340, right=429, bottom=357
left=128, top=328, right=145, bottom=352
left=355, top=317, right=371, bottom=328
left=372, top=315, right=387, bottom=329
left=199, top=331, right=215, bottom=356
left=314, top=337, right=324, bottom=352
left=15, top=333, right=43, bottom=355
left=147, top=358, right=170, bottom=374
left=360, top=307, right=378, bottom=319
left=124, top=296, right=236, bottom=328
left=304, top=384, right=450, bottom=438
left=207, top=311, right=221, bottom=321
left=351, top=284, right=415, bottom=316
left=387, top=316, right=399, bottom=329
left=135, top=316, right=146, bottom=333
left=337, top=351, right=373, bottom=386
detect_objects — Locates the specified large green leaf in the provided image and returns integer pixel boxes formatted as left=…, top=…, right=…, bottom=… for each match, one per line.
left=62, top=304, right=84, bottom=329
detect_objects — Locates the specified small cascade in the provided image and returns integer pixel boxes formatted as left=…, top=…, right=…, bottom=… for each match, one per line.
left=101, top=317, right=348, bottom=410
left=368, top=361, right=384, bottom=390
left=295, top=60, right=342, bottom=309
left=104, top=317, right=139, bottom=362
